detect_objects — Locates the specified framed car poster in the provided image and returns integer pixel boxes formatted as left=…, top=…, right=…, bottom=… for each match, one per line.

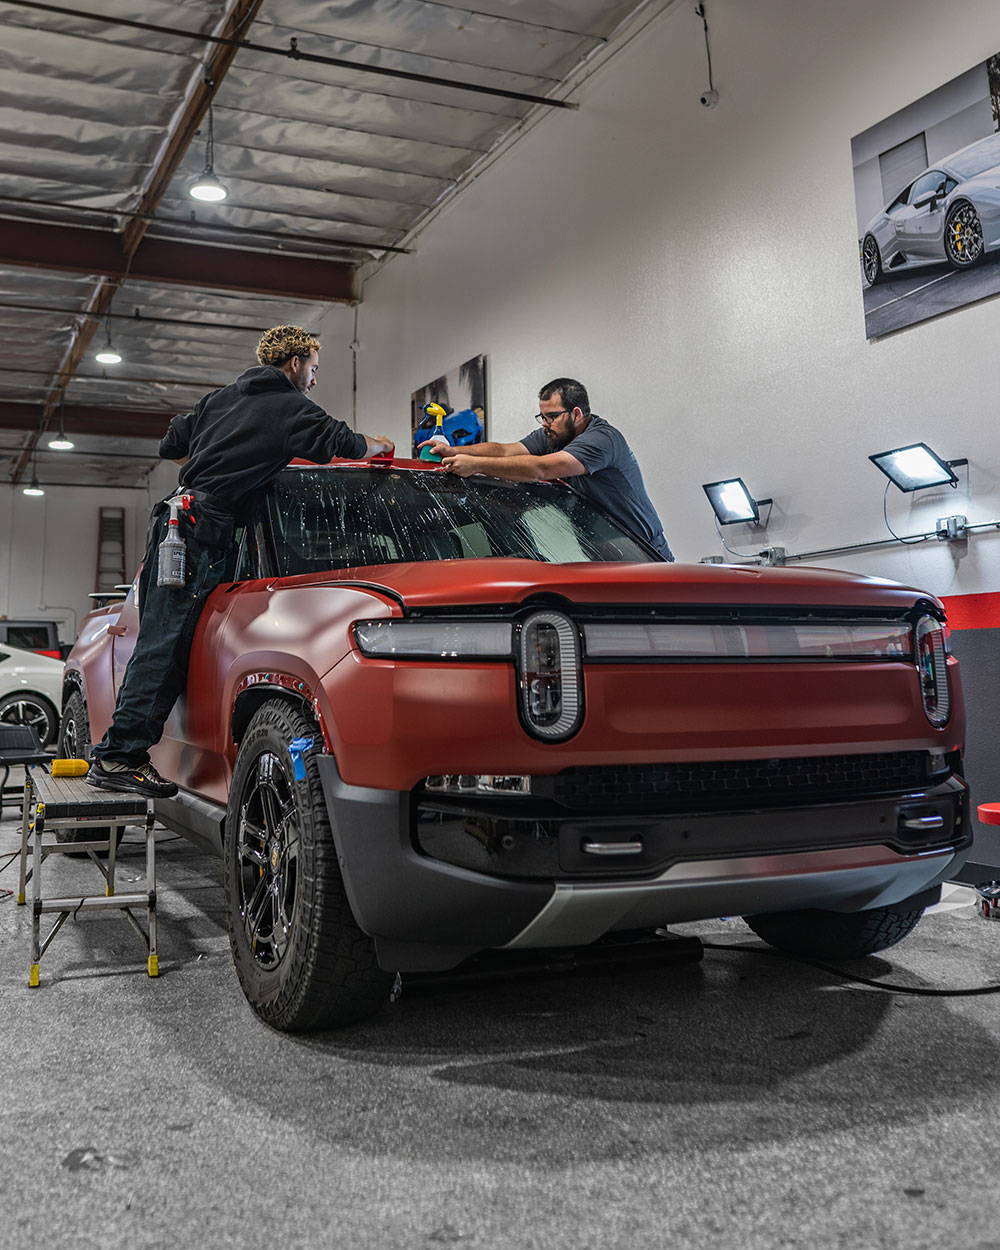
left=410, top=354, right=487, bottom=458
left=852, top=54, right=1000, bottom=338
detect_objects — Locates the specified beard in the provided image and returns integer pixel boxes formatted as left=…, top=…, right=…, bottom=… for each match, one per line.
left=546, top=423, right=574, bottom=451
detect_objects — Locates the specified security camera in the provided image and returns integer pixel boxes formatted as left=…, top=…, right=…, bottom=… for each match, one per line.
left=700, top=88, right=719, bottom=109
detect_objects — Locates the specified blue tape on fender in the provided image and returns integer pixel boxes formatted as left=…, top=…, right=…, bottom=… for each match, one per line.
left=288, top=737, right=314, bottom=781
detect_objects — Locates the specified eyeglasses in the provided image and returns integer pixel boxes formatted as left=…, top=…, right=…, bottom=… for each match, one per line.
left=533, top=409, right=571, bottom=424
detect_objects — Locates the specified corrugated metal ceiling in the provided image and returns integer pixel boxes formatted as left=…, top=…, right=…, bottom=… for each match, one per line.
left=0, top=0, right=668, bottom=487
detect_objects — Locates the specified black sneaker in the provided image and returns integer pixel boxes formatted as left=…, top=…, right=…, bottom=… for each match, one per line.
left=87, top=759, right=178, bottom=799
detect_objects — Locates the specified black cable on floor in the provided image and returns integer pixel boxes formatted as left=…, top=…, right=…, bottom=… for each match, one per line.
left=702, top=939, right=1000, bottom=997
left=0, top=849, right=14, bottom=900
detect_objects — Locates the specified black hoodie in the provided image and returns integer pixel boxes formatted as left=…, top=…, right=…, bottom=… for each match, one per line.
left=159, top=364, right=367, bottom=512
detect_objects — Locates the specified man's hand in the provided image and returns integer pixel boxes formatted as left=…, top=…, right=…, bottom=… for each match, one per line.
left=443, top=453, right=477, bottom=477
left=370, top=434, right=395, bottom=458
left=417, top=437, right=458, bottom=461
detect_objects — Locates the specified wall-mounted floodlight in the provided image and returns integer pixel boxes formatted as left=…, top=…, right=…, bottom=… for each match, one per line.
left=868, top=443, right=964, bottom=492
left=702, top=478, right=772, bottom=525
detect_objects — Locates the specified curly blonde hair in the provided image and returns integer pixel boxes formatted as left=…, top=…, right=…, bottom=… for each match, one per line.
left=256, top=325, right=321, bottom=366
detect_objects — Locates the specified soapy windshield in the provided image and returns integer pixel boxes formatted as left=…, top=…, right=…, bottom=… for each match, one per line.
left=267, top=466, right=658, bottom=575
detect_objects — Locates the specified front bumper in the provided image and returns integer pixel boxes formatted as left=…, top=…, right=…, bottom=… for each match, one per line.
left=316, top=756, right=971, bottom=972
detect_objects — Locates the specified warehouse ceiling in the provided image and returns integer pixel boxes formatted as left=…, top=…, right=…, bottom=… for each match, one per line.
left=0, top=0, right=671, bottom=490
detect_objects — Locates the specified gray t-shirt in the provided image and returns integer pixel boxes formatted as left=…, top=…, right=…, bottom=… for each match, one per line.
left=521, top=414, right=672, bottom=559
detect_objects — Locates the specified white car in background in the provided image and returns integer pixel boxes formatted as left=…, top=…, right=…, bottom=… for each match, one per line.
left=0, top=643, right=63, bottom=745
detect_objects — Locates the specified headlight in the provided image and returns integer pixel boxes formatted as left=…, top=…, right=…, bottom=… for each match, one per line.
left=353, top=619, right=512, bottom=659
left=915, top=615, right=950, bottom=727
left=517, top=610, right=583, bottom=741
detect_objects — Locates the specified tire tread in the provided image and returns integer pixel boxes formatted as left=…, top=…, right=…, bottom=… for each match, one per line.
left=743, top=904, right=924, bottom=961
left=225, top=699, right=390, bottom=1032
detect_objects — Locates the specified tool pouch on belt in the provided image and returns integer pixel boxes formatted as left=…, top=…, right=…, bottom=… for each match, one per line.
left=181, top=492, right=236, bottom=551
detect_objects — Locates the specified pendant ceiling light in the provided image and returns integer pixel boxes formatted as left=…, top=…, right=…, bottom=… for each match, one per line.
left=188, top=104, right=228, bottom=202
left=94, top=321, right=121, bottom=365
left=23, top=449, right=44, bottom=496
left=48, top=398, right=74, bottom=451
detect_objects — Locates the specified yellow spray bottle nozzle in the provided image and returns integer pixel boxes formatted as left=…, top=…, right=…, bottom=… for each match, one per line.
left=420, top=403, right=449, bottom=461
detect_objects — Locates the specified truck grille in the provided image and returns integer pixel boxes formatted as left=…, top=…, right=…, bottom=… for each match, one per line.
left=549, top=751, right=931, bottom=812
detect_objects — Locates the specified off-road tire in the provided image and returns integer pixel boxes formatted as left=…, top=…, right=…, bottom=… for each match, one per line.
left=224, top=698, right=392, bottom=1031
left=742, top=905, right=924, bottom=960
left=56, top=686, right=116, bottom=848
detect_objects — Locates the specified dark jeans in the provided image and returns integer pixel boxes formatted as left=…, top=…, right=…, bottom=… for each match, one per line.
left=92, top=509, right=236, bottom=767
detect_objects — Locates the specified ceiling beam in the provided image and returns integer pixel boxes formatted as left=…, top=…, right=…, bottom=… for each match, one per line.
left=14, top=0, right=579, bottom=111
left=120, top=0, right=267, bottom=256
left=0, top=193, right=411, bottom=256
left=0, top=218, right=356, bottom=304
left=0, top=402, right=173, bottom=441
left=8, top=0, right=267, bottom=485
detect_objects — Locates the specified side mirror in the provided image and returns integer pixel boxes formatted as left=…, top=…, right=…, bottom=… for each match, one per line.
left=912, top=191, right=940, bottom=210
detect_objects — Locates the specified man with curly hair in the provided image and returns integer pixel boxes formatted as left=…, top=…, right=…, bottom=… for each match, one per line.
left=89, top=325, right=394, bottom=798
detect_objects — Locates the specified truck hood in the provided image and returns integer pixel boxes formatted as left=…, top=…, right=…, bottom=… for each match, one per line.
left=281, top=559, right=942, bottom=614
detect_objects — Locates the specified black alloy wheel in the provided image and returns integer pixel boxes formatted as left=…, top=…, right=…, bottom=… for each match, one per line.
left=861, top=233, right=883, bottom=285
left=944, top=201, right=985, bottom=269
left=233, top=746, right=300, bottom=973
left=0, top=691, right=58, bottom=746
left=224, top=698, right=391, bottom=1031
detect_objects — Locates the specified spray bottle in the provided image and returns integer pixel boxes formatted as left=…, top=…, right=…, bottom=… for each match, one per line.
left=156, top=493, right=191, bottom=588
left=418, top=402, right=451, bottom=462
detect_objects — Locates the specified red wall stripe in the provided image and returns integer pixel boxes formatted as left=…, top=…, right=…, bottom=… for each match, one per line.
left=940, top=592, right=1000, bottom=631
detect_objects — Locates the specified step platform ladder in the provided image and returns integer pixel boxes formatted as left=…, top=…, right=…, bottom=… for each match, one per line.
left=17, top=766, right=157, bottom=985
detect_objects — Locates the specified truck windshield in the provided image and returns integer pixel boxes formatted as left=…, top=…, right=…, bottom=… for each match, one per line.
left=266, top=466, right=659, bottom=575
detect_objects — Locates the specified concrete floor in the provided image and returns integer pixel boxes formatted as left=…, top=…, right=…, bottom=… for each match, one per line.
left=2, top=806, right=1000, bottom=1250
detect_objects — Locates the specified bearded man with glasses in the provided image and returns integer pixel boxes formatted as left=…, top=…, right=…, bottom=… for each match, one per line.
left=420, top=376, right=672, bottom=560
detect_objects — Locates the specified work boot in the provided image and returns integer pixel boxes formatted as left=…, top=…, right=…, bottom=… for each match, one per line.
left=87, top=758, right=178, bottom=799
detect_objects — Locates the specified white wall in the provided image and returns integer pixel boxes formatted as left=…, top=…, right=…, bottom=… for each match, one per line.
left=351, top=0, right=1000, bottom=604
left=311, top=303, right=363, bottom=431
left=0, top=481, right=160, bottom=645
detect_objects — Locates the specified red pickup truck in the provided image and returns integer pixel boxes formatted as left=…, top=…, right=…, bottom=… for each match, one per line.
left=62, top=459, right=971, bottom=1031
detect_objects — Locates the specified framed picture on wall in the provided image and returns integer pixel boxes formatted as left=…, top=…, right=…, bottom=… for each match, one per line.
left=410, top=354, right=487, bottom=457
left=852, top=54, right=1000, bottom=338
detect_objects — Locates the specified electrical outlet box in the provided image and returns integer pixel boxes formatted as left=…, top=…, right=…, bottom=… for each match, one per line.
left=935, top=515, right=967, bottom=541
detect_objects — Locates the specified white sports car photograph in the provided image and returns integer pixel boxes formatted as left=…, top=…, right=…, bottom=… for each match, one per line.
left=852, top=54, right=1000, bottom=337
left=861, top=132, right=1000, bottom=283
